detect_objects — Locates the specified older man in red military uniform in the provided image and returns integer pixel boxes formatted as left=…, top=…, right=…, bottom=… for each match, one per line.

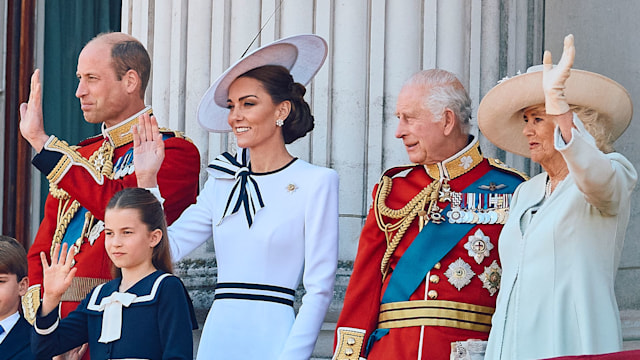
left=333, top=69, right=527, bottom=360
left=18, top=32, right=200, bottom=336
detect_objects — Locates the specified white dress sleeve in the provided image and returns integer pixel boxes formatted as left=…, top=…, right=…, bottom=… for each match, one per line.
left=278, top=169, right=340, bottom=360
left=165, top=175, right=217, bottom=261
left=555, top=113, right=637, bottom=216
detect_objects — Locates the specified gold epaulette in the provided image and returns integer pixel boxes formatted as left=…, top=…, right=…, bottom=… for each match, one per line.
left=22, top=285, right=41, bottom=324
left=487, top=158, right=529, bottom=181
left=159, top=128, right=194, bottom=144
left=332, top=327, right=366, bottom=360
left=45, top=136, right=114, bottom=186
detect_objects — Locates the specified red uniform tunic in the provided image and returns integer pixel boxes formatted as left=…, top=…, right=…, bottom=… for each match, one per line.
left=333, top=138, right=527, bottom=360
left=23, top=107, right=200, bottom=324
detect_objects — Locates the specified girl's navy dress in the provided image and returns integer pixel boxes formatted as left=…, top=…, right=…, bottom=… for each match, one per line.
left=32, top=270, right=197, bottom=360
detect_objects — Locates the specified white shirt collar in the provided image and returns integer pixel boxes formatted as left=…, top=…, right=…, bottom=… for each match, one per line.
left=0, top=311, right=20, bottom=344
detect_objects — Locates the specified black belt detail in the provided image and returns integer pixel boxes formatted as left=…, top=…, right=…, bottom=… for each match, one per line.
left=214, top=293, right=294, bottom=307
left=214, top=282, right=296, bottom=296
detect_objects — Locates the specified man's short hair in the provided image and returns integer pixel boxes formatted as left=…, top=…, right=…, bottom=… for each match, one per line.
left=0, top=236, right=28, bottom=281
left=91, top=32, right=151, bottom=99
left=404, top=69, right=472, bottom=134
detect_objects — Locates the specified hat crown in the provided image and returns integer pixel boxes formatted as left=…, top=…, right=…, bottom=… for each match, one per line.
left=197, top=34, right=328, bottom=133
left=478, top=67, right=633, bottom=157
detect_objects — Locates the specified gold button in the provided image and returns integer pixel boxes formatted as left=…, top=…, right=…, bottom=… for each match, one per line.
left=347, top=337, right=355, bottom=345
left=428, top=290, right=438, bottom=299
left=429, top=274, right=440, bottom=283
left=345, top=348, right=354, bottom=356
left=434, top=262, right=441, bottom=270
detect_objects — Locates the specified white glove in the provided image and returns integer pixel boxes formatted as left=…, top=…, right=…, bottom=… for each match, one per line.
left=543, top=34, right=575, bottom=115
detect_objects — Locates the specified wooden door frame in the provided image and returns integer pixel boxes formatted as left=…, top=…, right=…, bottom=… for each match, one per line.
left=4, top=0, right=35, bottom=248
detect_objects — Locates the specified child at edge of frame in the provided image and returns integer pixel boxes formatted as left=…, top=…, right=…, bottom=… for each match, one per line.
left=0, top=235, right=36, bottom=360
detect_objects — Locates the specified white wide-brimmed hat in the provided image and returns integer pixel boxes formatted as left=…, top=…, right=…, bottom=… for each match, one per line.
left=197, top=34, right=328, bottom=133
left=477, top=66, right=633, bottom=157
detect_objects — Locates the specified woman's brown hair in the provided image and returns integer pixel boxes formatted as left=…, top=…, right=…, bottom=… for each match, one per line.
left=238, top=65, right=315, bottom=144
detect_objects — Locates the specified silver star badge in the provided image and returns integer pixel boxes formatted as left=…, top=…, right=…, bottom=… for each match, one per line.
left=464, top=229, right=494, bottom=264
left=445, top=258, right=475, bottom=291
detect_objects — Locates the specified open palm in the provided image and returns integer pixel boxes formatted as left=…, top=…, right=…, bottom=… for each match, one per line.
left=133, top=113, right=165, bottom=187
left=41, top=243, right=77, bottom=299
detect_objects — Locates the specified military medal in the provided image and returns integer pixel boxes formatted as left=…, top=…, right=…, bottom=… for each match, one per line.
left=445, top=258, right=475, bottom=290
left=464, top=229, right=494, bottom=264
left=479, top=260, right=501, bottom=296
left=488, top=210, right=498, bottom=224
left=447, top=208, right=463, bottom=224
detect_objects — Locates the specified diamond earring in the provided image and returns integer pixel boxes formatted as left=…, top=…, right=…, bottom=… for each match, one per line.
left=276, top=119, right=284, bottom=127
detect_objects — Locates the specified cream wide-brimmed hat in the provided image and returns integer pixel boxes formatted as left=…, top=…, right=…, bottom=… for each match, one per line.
left=197, top=34, right=328, bottom=133
left=477, top=66, right=633, bottom=157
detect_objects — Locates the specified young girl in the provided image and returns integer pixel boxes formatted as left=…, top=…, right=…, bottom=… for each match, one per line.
left=32, top=187, right=197, bottom=360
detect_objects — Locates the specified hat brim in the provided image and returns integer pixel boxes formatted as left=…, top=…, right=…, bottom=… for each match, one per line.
left=477, top=69, right=633, bottom=157
left=197, top=34, right=328, bottom=133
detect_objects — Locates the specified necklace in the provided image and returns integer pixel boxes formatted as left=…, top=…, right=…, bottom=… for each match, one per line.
left=545, top=178, right=553, bottom=199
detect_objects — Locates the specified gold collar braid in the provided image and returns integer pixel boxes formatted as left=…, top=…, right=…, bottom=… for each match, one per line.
left=424, top=137, right=483, bottom=180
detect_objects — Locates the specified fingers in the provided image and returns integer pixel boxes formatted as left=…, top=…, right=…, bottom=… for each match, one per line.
left=51, top=243, right=61, bottom=265
left=47, top=243, right=76, bottom=268
left=150, top=115, right=160, bottom=142
left=77, top=344, right=89, bottom=358
left=31, top=69, right=39, bottom=94
left=40, top=251, right=50, bottom=269
left=558, top=34, right=575, bottom=69
left=132, top=122, right=140, bottom=148
left=563, top=34, right=574, bottom=49
left=66, top=267, right=78, bottom=284
left=64, top=243, right=77, bottom=266
left=136, top=113, right=160, bottom=142
left=19, top=103, right=27, bottom=121
left=30, top=69, right=42, bottom=103
left=543, top=51, right=553, bottom=70
left=137, top=113, right=148, bottom=142
left=143, top=114, right=154, bottom=141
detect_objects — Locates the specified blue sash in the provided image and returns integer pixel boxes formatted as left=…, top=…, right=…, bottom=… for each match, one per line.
left=366, top=169, right=522, bottom=354
left=381, top=168, right=522, bottom=304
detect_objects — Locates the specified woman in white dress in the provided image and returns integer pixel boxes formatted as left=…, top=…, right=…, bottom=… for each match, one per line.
left=134, top=35, right=339, bottom=360
left=477, top=35, right=637, bottom=359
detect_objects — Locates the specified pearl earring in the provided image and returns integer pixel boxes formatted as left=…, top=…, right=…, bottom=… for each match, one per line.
left=276, top=119, right=284, bottom=127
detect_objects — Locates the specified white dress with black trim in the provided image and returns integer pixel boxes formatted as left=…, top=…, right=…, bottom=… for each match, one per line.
left=32, top=270, right=196, bottom=360
left=166, top=152, right=339, bottom=360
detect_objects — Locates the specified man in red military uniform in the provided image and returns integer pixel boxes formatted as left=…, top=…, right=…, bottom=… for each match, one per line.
left=333, top=69, right=527, bottom=359
left=18, top=32, right=200, bottom=334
